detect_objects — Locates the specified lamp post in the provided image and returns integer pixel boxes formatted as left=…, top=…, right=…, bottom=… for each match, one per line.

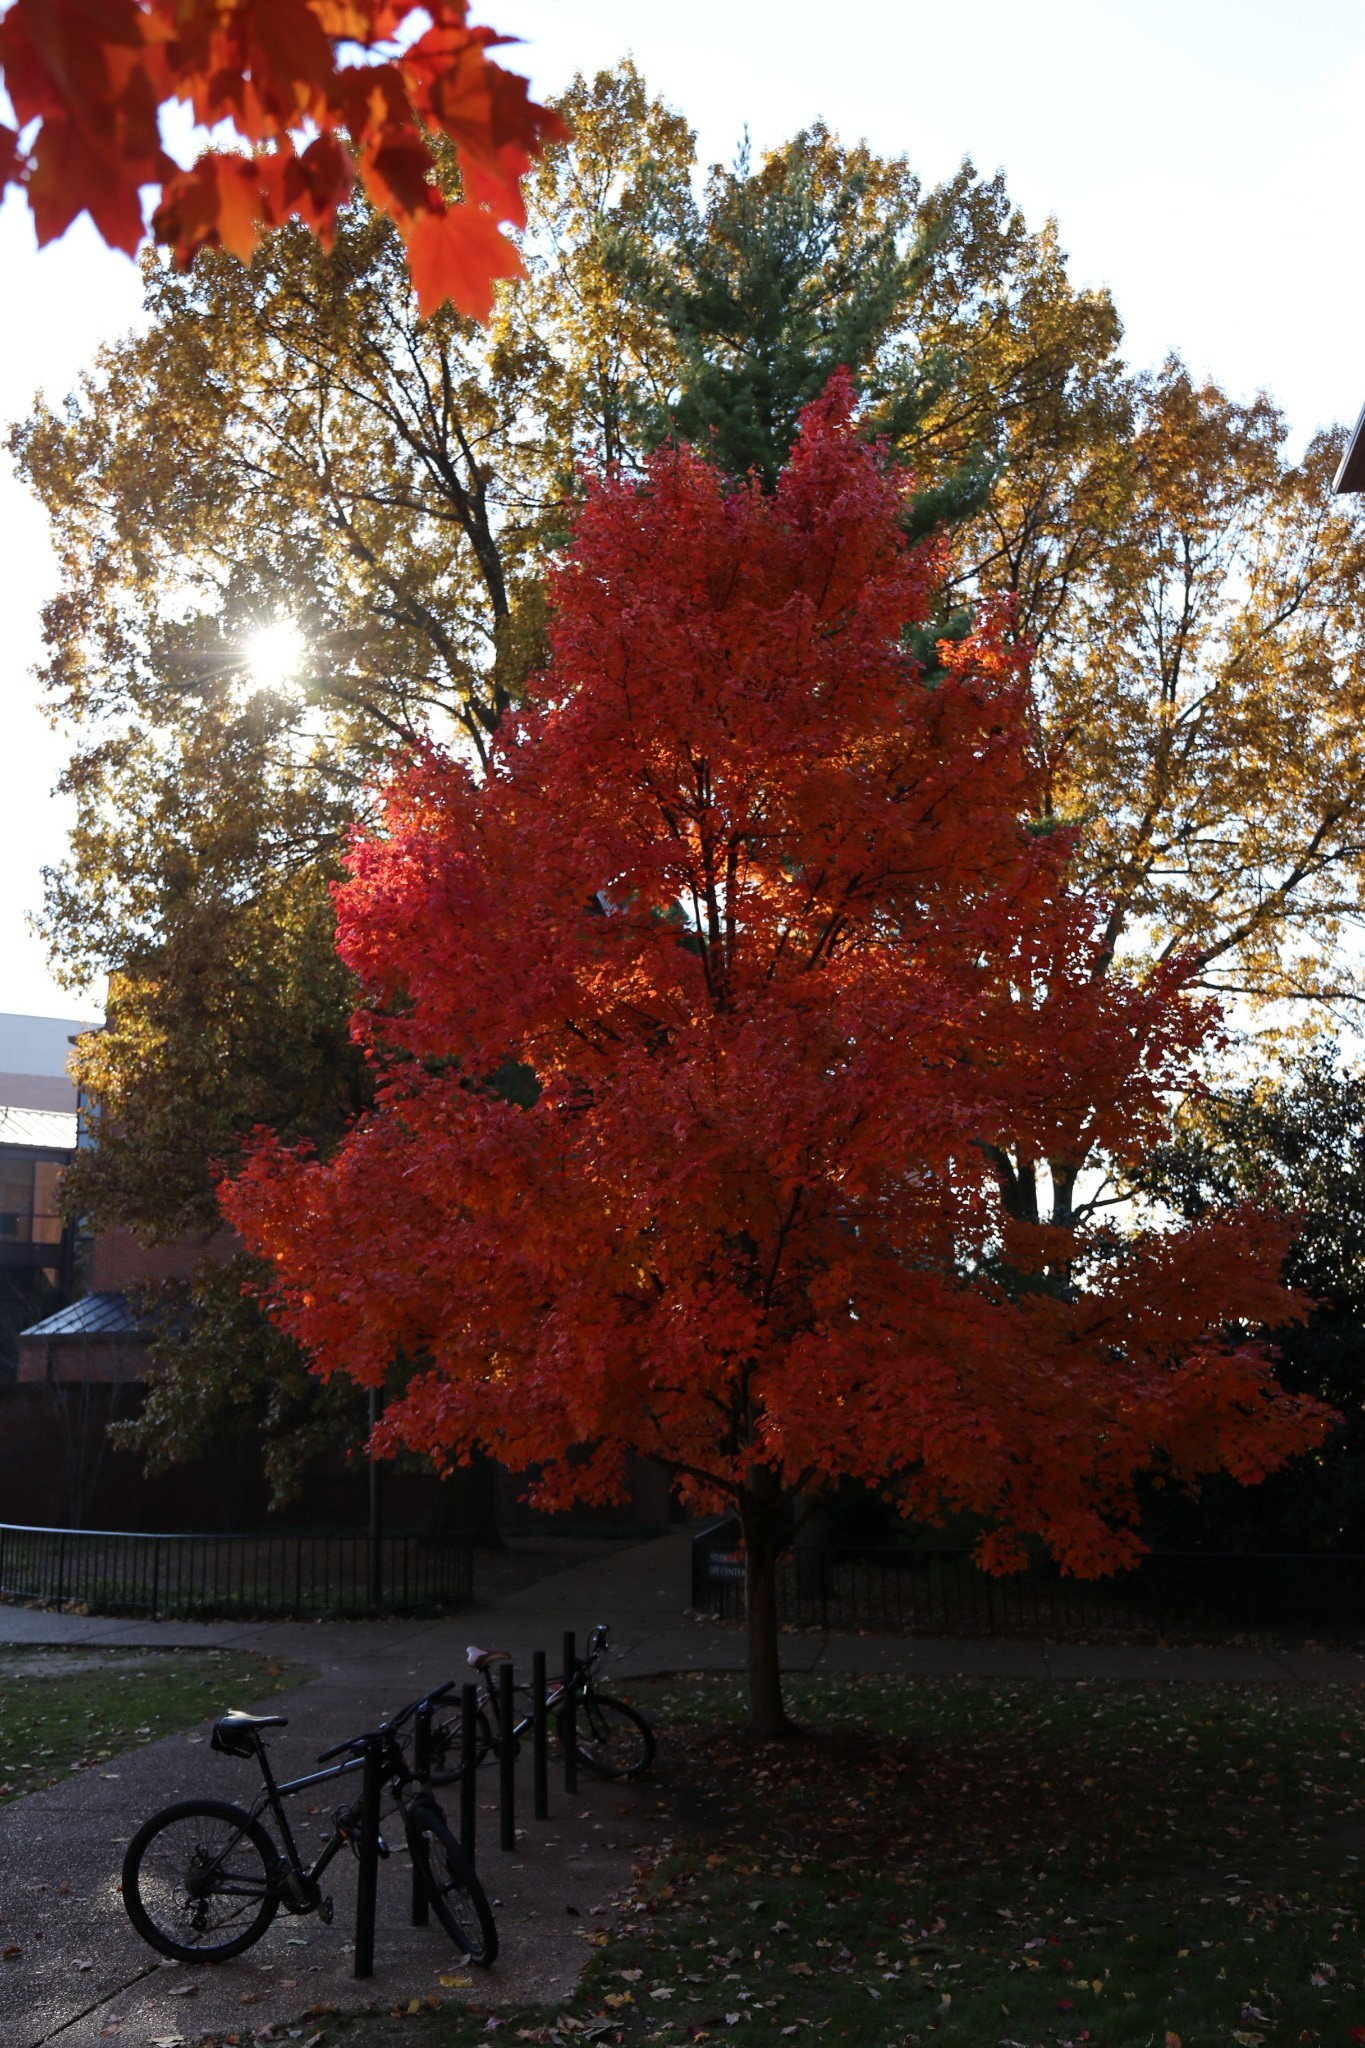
left=367, top=1385, right=384, bottom=1611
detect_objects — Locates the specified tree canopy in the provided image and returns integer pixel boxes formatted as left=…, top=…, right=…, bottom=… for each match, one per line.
left=14, top=61, right=1365, bottom=1545
left=1138, top=1048, right=1365, bottom=1554
left=223, top=385, right=1329, bottom=1731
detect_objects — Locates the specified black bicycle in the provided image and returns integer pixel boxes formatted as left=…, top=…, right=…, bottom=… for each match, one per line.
left=428, top=1621, right=655, bottom=1785
left=121, top=1683, right=497, bottom=1966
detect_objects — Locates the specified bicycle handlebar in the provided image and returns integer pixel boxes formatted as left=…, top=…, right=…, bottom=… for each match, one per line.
left=314, top=1678, right=460, bottom=1764
left=316, top=1734, right=369, bottom=1764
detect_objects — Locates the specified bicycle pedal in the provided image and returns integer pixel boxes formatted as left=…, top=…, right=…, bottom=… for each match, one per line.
left=376, top=1833, right=390, bottom=1859
left=319, top=1896, right=334, bottom=1925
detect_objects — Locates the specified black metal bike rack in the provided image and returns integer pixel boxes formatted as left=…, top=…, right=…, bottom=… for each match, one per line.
left=353, top=1741, right=384, bottom=1979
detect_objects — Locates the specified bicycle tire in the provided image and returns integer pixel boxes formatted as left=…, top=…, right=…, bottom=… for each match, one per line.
left=405, top=1799, right=499, bottom=1964
left=122, top=1798, right=280, bottom=1962
left=569, top=1693, right=656, bottom=1780
left=426, top=1705, right=494, bottom=1786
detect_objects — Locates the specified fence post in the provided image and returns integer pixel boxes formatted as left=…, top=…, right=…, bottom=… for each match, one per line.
left=532, top=1649, right=549, bottom=1821
left=460, top=1683, right=478, bottom=1859
left=411, top=1708, right=431, bottom=1926
left=55, top=1531, right=66, bottom=1613
left=562, top=1631, right=577, bottom=1796
left=353, top=1742, right=382, bottom=1979
left=499, top=1663, right=516, bottom=1851
left=150, top=1540, right=159, bottom=1622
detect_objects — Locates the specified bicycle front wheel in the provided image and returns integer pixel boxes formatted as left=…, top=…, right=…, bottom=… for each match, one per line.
left=405, top=1800, right=498, bottom=1965
left=570, top=1693, right=656, bottom=1780
left=122, top=1798, right=279, bottom=1961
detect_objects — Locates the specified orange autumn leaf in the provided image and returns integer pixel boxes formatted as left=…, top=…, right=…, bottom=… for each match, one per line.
left=0, top=0, right=567, bottom=317
left=402, top=197, right=521, bottom=321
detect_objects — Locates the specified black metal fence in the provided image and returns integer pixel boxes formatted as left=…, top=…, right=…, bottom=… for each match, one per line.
left=0, top=1522, right=474, bottom=1620
left=690, top=1519, right=1365, bottom=1642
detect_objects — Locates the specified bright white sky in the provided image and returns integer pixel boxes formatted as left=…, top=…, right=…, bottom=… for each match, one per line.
left=1, top=0, right=1363, bottom=1019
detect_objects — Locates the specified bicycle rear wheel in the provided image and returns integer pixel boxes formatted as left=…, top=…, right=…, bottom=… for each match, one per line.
left=570, top=1693, right=656, bottom=1780
left=405, top=1799, right=498, bottom=1965
left=427, top=1706, right=494, bottom=1786
left=122, top=1798, right=279, bottom=1961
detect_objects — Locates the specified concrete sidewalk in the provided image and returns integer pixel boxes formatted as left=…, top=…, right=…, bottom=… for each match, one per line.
left=1, top=1531, right=1362, bottom=2048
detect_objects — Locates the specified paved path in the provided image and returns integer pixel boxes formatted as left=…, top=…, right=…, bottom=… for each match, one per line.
left=1, top=1530, right=1361, bottom=2048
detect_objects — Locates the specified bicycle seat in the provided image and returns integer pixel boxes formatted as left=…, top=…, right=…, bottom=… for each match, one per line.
left=210, top=1710, right=288, bottom=1758
left=466, top=1645, right=512, bottom=1670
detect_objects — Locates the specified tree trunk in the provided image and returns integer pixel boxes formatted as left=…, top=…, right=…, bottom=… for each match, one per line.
left=738, top=1480, right=794, bottom=1737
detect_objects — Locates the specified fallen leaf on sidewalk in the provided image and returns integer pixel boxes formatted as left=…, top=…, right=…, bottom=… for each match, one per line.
left=166, top=1983, right=198, bottom=1996
left=3, top=1944, right=20, bottom=1960
left=73, top=1959, right=95, bottom=1971
left=440, top=1973, right=473, bottom=1988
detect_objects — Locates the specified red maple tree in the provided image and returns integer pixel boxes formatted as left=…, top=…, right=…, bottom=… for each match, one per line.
left=0, top=0, right=566, bottom=318
left=223, top=380, right=1330, bottom=1732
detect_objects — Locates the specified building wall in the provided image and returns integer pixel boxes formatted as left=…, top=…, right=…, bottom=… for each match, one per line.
left=0, top=1014, right=99, bottom=1115
left=14, top=1332, right=144, bottom=1386
left=0, top=1381, right=480, bottom=1533
left=89, top=1226, right=234, bottom=1294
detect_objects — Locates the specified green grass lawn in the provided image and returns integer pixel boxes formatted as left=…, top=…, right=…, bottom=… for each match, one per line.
left=0, top=1645, right=304, bottom=1803
left=306, top=1672, right=1363, bottom=2048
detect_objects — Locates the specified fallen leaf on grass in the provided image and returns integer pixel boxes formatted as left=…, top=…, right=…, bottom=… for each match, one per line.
left=1230, top=2034, right=1264, bottom=2047
left=1164, top=2034, right=1180, bottom=2048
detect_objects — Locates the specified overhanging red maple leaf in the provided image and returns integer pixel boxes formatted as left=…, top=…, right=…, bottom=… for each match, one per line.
left=0, top=0, right=567, bottom=317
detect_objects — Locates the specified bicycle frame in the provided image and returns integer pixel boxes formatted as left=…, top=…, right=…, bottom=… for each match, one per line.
left=221, top=1683, right=457, bottom=1907
left=472, top=1623, right=609, bottom=1747
left=235, top=1745, right=369, bottom=1904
